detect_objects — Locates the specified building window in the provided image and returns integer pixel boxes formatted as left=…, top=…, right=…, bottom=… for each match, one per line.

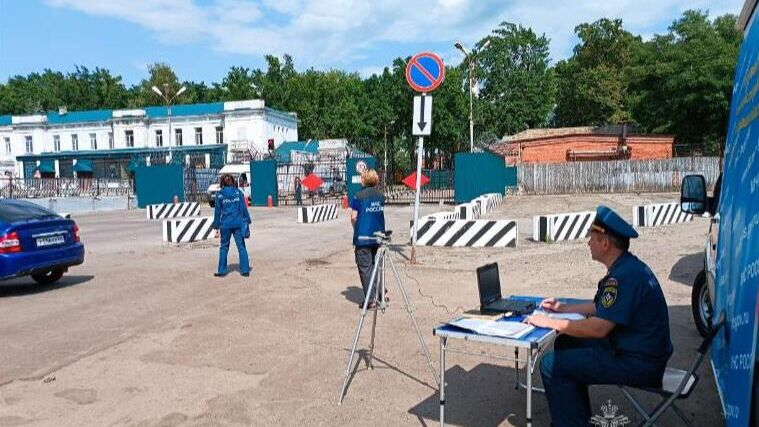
left=108, top=132, right=114, bottom=149
left=25, top=136, right=33, bottom=153
left=90, top=133, right=97, bottom=150
left=53, top=135, right=61, bottom=152
left=175, top=129, right=183, bottom=146
left=195, top=127, right=203, bottom=145
left=125, top=130, right=134, bottom=148
left=72, top=134, right=79, bottom=151
left=156, top=130, right=163, bottom=147
left=215, top=126, right=223, bottom=144
left=5, top=137, right=11, bottom=155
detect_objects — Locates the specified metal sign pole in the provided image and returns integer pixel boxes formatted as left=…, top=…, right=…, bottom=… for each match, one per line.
left=411, top=133, right=423, bottom=263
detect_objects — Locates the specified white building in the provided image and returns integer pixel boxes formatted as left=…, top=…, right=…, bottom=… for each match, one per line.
left=0, top=99, right=298, bottom=178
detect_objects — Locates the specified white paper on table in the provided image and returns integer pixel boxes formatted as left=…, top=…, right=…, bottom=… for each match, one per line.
left=532, top=308, right=586, bottom=321
left=448, top=317, right=535, bottom=338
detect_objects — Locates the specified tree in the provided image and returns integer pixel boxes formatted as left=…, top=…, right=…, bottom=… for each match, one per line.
left=553, top=19, right=641, bottom=126
left=626, top=11, right=741, bottom=153
left=130, top=62, right=183, bottom=107
left=476, top=22, right=556, bottom=137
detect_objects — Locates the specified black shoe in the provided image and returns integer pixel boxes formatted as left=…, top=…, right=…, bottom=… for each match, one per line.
left=241, top=272, right=250, bottom=277
left=214, top=273, right=226, bottom=277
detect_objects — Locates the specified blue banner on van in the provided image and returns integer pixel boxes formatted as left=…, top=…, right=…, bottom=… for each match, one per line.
left=712, top=9, right=759, bottom=425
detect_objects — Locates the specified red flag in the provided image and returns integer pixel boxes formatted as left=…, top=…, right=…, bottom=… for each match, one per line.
left=301, top=173, right=324, bottom=191
left=403, top=172, right=430, bottom=190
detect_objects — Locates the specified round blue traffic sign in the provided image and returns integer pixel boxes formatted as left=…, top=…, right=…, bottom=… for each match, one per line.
left=405, top=52, right=445, bottom=93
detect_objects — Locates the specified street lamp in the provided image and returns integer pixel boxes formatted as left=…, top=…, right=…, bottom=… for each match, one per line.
left=455, top=39, right=490, bottom=152
left=383, top=119, right=395, bottom=185
left=151, top=85, right=187, bottom=162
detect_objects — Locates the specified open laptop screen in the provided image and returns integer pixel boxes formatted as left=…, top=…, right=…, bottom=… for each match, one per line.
left=477, top=263, right=502, bottom=306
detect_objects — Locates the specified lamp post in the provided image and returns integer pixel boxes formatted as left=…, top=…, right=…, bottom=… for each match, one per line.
left=151, top=84, right=186, bottom=162
left=455, top=39, right=490, bottom=152
left=383, top=119, right=395, bottom=185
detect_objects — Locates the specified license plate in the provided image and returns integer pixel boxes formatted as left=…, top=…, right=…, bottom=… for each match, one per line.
left=36, top=235, right=65, bottom=247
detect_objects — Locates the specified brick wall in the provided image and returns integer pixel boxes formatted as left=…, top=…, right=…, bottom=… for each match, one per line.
left=492, top=134, right=673, bottom=164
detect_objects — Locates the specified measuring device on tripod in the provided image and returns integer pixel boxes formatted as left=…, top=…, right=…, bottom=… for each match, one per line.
left=337, top=230, right=440, bottom=405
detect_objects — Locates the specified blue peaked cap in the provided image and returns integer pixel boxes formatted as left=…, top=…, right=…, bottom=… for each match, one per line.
left=592, top=205, right=638, bottom=239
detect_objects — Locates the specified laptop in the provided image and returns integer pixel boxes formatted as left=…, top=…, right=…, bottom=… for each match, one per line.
left=477, top=263, right=535, bottom=315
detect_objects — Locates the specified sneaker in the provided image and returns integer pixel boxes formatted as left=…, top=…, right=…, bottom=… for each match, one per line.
left=214, top=273, right=226, bottom=277
left=241, top=272, right=250, bottom=277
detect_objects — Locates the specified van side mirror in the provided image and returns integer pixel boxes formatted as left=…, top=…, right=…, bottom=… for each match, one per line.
left=681, top=174, right=707, bottom=215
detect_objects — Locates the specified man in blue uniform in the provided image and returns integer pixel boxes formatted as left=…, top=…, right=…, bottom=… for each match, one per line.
left=526, top=205, right=672, bottom=427
left=350, top=169, right=385, bottom=308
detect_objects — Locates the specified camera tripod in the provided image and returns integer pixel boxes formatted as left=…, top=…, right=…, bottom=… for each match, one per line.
left=337, top=231, right=439, bottom=405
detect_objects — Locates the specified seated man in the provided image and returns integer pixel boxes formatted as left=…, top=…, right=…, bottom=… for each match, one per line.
left=526, top=205, right=672, bottom=427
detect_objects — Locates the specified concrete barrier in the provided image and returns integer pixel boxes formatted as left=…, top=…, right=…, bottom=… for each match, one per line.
left=163, top=216, right=215, bottom=244
left=533, top=211, right=595, bottom=242
left=456, top=202, right=482, bottom=220
left=410, top=218, right=518, bottom=248
left=297, top=204, right=339, bottom=223
left=147, top=202, right=201, bottom=220
left=632, top=202, right=693, bottom=228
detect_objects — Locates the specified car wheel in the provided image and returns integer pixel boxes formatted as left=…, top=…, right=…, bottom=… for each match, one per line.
left=31, top=269, right=64, bottom=286
left=691, top=270, right=712, bottom=337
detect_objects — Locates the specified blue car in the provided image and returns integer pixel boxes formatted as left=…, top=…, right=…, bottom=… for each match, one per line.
left=0, top=200, right=84, bottom=285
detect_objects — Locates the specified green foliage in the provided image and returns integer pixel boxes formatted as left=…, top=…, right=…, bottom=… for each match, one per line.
left=554, top=19, right=640, bottom=126
left=626, top=11, right=741, bottom=153
left=477, top=22, right=556, bottom=137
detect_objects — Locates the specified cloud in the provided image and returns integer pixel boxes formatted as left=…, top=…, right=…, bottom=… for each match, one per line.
left=45, top=0, right=745, bottom=71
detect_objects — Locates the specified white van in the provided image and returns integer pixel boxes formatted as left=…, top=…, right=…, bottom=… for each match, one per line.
left=206, top=164, right=251, bottom=207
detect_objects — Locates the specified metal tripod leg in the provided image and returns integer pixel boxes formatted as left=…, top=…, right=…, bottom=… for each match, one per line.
left=368, top=249, right=385, bottom=369
left=337, top=250, right=383, bottom=405
left=387, top=254, right=440, bottom=386
left=367, top=305, right=378, bottom=370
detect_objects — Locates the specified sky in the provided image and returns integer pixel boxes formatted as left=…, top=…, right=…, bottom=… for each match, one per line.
left=0, top=0, right=746, bottom=86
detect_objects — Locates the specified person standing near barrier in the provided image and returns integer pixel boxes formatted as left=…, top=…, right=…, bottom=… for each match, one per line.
left=525, top=205, right=672, bottom=427
left=350, top=169, right=385, bottom=307
left=212, top=174, right=251, bottom=278
left=294, top=176, right=303, bottom=206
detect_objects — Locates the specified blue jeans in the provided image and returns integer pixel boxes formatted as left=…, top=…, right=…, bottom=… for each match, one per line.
left=540, top=336, right=667, bottom=427
left=217, top=227, right=250, bottom=275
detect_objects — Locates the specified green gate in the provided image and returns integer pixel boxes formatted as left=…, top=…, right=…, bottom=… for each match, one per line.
left=454, top=152, right=506, bottom=204
left=346, top=156, right=377, bottom=200
left=251, top=159, right=278, bottom=206
left=134, top=165, right=185, bottom=208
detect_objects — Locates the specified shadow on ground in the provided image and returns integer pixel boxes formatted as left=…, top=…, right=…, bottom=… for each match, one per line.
left=0, top=275, right=94, bottom=297
left=669, top=252, right=703, bottom=286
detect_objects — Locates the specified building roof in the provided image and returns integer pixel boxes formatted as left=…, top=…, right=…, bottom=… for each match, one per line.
left=274, top=140, right=319, bottom=163
left=1, top=100, right=290, bottom=128
left=143, top=102, right=224, bottom=119
left=502, top=127, right=596, bottom=142
left=46, top=109, right=113, bottom=125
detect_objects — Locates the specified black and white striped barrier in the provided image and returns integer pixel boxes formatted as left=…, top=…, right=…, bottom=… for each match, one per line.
left=162, top=216, right=215, bottom=244
left=633, top=202, right=693, bottom=228
left=147, top=202, right=201, bottom=220
left=297, top=204, right=339, bottom=223
left=481, top=193, right=503, bottom=213
left=410, top=218, right=518, bottom=248
left=456, top=202, right=482, bottom=220
left=533, top=211, right=595, bottom=242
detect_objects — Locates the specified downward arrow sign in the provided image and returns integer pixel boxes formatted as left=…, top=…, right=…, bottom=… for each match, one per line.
left=412, top=95, right=432, bottom=136
left=417, top=95, right=427, bottom=132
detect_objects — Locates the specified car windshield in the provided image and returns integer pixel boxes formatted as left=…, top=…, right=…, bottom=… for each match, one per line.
left=0, top=200, right=60, bottom=222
